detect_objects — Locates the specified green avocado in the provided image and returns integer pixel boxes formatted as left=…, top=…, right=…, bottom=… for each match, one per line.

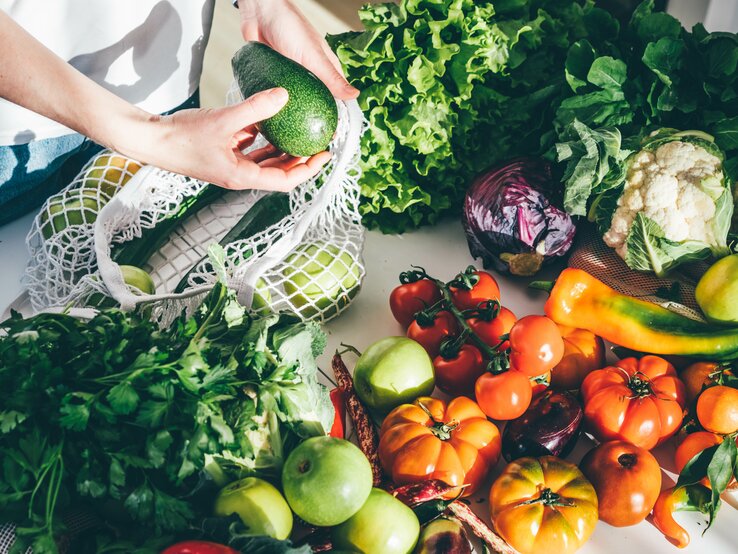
left=232, top=41, right=338, bottom=157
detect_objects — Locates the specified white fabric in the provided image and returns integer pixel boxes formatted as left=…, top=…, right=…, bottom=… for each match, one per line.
left=0, top=0, right=215, bottom=145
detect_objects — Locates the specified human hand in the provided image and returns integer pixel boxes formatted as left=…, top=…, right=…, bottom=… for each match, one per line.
left=123, top=88, right=330, bottom=191
left=237, top=0, right=359, bottom=100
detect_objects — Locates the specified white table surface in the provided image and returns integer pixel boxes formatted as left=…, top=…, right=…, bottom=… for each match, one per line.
left=1, top=215, right=736, bottom=554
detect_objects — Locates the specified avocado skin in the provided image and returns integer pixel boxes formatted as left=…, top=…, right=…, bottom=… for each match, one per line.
left=232, top=42, right=338, bottom=157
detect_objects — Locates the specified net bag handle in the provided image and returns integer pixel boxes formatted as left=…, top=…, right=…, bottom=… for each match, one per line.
left=230, top=99, right=364, bottom=308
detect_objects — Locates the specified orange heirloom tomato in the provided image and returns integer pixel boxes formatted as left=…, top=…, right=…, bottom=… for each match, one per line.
left=379, top=396, right=501, bottom=496
left=696, top=385, right=738, bottom=435
left=508, top=316, right=564, bottom=377
left=550, top=325, right=605, bottom=390
left=581, top=356, right=686, bottom=450
left=489, top=456, right=598, bottom=554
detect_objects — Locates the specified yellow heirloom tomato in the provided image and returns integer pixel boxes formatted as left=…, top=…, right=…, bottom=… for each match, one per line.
left=489, top=456, right=598, bottom=554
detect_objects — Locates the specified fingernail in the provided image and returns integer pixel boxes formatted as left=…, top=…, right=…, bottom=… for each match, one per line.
left=271, top=87, right=289, bottom=103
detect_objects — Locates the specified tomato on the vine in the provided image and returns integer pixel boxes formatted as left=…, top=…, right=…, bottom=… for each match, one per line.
left=449, top=269, right=500, bottom=311
left=467, top=306, right=516, bottom=350
left=407, top=311, right=458, bottom=358
left=508, top=315, right=564, bottom=377
left=475, top=370, right=532, bottom=420
left=581, top=356, right=686, bottom=449
left=389, top=278, right=441, bottom=328
left=434, top=344, right=486, bottom=397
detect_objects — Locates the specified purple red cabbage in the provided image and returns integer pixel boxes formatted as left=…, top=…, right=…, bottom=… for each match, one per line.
left=462, top=158, right=576, bottom=276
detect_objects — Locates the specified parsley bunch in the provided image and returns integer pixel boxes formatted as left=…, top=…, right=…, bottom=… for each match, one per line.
left=0, top=283, right=332, bottom=553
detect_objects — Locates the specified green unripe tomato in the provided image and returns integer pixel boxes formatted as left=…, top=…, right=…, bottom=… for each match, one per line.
left=696, top=254, right=738, bottom=324
left=353, top=337, right=435, bottom=414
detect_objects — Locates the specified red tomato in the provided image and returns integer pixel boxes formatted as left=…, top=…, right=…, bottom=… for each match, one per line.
left=161, top=541, right=239, bottom=554
left=407, top=311, right=459, bottom=358
left=449, top=270, right=500, bottom=311
left=581, top=356, right=686, bottom=450
left=468, top=307, right=516, bottom=350
left=329, top=387, right=347, bottom=438
left=508, top=315, right=564, bottom=377
left=389, top=278, right=441, bottom=328
left=475, top=370, right=533, bottom=420
left=434, top=344, right=486, bottom=397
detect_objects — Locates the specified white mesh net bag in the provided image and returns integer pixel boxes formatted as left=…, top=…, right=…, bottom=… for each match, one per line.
left=23, top=86, right=366, bottom=327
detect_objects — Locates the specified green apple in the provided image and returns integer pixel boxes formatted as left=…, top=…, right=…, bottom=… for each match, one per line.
left=282, top=242, right=361, bottom=318
left=213, top=477, right=293, bottom=540
left=332, top=488, right=420, bottom=554
left=696, top=254, right=738, bottom=324
left=282, top=436, right=372, bottom=527
left=119, top=265, right=156, bottom=295
left=354, top=337, right=435, bottom=414
left=251, top=278, right=272, bottom=314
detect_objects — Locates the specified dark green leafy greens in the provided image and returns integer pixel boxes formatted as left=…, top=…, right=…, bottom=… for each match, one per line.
left=553, top=0, right=738, bottom=215
left=0, top=283, right=332, bottom=553
left=328, top=0, right=607, bottom=233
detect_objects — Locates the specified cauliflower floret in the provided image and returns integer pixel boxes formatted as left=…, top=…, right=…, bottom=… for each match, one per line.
left=603, top=140, right=724, bottom=258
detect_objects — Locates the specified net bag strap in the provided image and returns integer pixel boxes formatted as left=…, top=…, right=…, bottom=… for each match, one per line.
left=93, top=166, right=212, bottom=311
left=230, top=100, right=364, bottom=308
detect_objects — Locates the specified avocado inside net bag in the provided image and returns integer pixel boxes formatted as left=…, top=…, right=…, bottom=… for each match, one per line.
left=23, top=83, right=366, bottom=326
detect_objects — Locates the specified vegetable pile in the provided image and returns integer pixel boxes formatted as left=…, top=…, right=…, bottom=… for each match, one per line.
left=0, top=282, right=333, bottom=552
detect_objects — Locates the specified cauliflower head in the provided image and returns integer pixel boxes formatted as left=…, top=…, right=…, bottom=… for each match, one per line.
left=594, top=130, right=733, bottom=276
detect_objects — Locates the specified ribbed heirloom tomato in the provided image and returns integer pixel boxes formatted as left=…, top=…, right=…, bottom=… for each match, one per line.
left=550, top=325, right=605, bottom=390
left=580, top=441, right=661, bottom=527
left=581, top=356, right=686, bottom=450
left=489, top=456, right=598, bottom=554
left=379, top=396, right=501, bottom=496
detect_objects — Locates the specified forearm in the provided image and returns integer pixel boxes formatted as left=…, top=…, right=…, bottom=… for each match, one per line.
left=0, top=10, right=156, bottom=157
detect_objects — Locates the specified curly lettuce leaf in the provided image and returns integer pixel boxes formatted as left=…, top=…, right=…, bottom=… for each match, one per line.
left=329, top=0, right=596, bottom=232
